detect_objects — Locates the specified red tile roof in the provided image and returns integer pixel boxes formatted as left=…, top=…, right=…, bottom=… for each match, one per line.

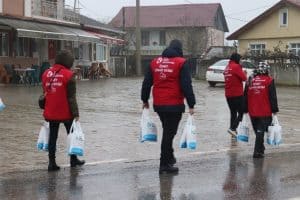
left=286, top=0, right=300, bottom=6
left=227, top=0, right=300, bottom=40
left=110, top=4, right=228, bottom=31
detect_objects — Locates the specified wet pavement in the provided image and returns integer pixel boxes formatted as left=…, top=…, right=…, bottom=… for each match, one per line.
left=0, top=78, right=300, bottom=199
left=1, top=145, right=300, bottom=200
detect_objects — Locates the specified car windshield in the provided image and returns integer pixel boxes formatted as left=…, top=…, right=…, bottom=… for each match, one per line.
left=212, top=60, right=229, bottom=66
left=241, top=61, right=256, bottom=69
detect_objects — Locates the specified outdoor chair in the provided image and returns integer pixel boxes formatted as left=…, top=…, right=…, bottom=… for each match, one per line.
left=73, top=65, right=83, bottom=80
left=0, top=65, right=7, bottom=83
left=88, top=62, right=100, bottom=80
left=99, top=63, right=112, bottom=78
left=3, top=64, right=14, bottom=84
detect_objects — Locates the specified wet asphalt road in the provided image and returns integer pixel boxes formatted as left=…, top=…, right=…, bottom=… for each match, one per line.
left=1, top=145, right=300, bottom=200
left=0, top=78, right=300, bottom=199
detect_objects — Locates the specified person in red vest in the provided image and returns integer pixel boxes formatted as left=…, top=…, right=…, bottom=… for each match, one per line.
left=244, top=62, right=279, bottom=158
left=223, top=53, right=247, bottom=137
left=141, top=39, right=196, bottom=174
left=42, top=50, right=85, bottom=171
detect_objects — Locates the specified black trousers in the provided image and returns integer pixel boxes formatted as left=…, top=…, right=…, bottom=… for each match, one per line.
left=250, top=117, right=272, bottom=154
left=157, top=112, right=182, bottom=166
left=226, top=96, right=244, bottom=131
left=48, top=120, right=73, bottom=158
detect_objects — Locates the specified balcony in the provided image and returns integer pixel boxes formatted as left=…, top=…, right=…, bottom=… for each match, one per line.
left=31, top=0, right=80, bottom=23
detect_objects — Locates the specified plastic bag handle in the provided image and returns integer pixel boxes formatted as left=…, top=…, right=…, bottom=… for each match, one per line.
left=272, top=115, right=279, bottom=125
left=69, top=119, right=77, bottom=135
left=141, top=108, right=150, bottom=126
left=186, top=114, right=194, bottom=132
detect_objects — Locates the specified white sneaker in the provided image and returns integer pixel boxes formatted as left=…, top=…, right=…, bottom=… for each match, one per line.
left=227, top=129, right=237, bottom=137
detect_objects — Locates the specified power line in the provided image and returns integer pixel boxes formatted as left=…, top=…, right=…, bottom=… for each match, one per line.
left=226, top=4, right=273, bottom=16
left=225, top=15, right=249, bottom=23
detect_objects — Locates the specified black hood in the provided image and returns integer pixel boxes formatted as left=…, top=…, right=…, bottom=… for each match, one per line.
left=162, top=39, right=183, bottom=58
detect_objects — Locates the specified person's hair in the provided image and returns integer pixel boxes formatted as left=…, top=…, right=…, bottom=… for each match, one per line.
left=55, top=50, right=74, bottom=69
left=230, top=53, right=241, bottom=64
left=169, top=39, right=183, bottom=57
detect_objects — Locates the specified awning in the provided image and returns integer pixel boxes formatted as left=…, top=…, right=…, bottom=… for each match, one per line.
left=88, top=31, right=124, bottom=45
left=0, top=18, right=99, bottom=43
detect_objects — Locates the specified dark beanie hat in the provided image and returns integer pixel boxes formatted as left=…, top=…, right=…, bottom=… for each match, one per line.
left=169, top=39, right=183, bottom=56
left=55, top=50, right=74, bottom=69
left=230, top=53, right=242, bottom=64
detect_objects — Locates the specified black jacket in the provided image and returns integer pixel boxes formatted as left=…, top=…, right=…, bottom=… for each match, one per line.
left=141, top=47, right=196, bottom=113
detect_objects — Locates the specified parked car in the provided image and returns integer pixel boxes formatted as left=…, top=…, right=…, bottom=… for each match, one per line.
left=205, top=59, right=255, bottom=87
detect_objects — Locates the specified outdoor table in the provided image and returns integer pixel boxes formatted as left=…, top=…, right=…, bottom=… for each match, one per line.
left=14, top=68, right=36, bottom=84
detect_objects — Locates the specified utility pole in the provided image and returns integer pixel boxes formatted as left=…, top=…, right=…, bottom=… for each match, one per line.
left=74, top=0, right=77, bottom=12
left=135, top=0, right=142, bottom=76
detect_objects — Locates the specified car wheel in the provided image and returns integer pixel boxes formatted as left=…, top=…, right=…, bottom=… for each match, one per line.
left=208, top=81, right=216, bottom=87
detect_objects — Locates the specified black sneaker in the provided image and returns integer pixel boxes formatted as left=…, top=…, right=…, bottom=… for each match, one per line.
left=170, top=157, right=177, bottom=165
left=253, top=153, right=264, bottom=159
left=70, top=155, right=85, bottom=167
left=159, top=164, right=179, bottom=174
left=48, top=163, right=60, bottom=171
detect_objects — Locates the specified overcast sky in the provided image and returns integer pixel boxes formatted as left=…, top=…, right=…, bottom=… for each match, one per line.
left=65, top=0, right=280, bottom=36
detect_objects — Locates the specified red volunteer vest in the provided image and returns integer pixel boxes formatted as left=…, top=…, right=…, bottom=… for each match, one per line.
left=224, top=61, right=247, bottom=97
left=151, top=56, right=185, bottom=106
left=247, top=75, right=273, bottom=117
left=42, top=64, right=73, bottom=121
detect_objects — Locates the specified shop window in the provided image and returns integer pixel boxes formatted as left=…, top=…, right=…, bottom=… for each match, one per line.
left=0, top=32, right=9, bottom=56
left=249, top=43, right=265, bottom=55
left=64, top=41, right=73, bottom=53
left=89, top=43, right=93, bottom=61
left=141, top=31, right=150, bottom=46
left=159, top=31, right=166, bottom=46
left=17, top=37, right=30, bottom=57
left=96, top=44, right=107, bottom=62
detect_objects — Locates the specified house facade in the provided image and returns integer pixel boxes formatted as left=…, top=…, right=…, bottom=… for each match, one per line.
left=110, top=4, right=228, bottom=73
left=0, top=0, right=123, bottom=72
left=227, top=0, right=300, bottom=56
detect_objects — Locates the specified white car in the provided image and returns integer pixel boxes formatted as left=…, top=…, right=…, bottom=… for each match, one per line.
left=205, top=59, right=255, bottom=87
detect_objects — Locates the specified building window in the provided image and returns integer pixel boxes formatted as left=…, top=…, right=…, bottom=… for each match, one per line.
left=17, top=37, right=31, bottom=57
left=0, top=32, right=9, bottom=56
left=289, top=43, right=300, bottom=56
left=279, top=8, right=288, bottom=27
left=250, top=44, right=265, bottom=55
left=141, top=31, right=150, bottom=46
left=64, top=41, right=73, bottom=53
left=96, top=44, right=107, bottom=61
left=159, top=31, right=166, bottom=46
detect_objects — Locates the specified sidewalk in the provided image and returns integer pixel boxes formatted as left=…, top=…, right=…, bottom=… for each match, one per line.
left=1, top=145, right=300, bottom=200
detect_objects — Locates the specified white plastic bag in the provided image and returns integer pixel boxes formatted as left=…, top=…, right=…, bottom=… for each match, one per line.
left=37, top=121, right=49, bottom=151
left=268, top=115, right=282, bottom=145
left=68, top=120, right=85, bottom=156
left=267, top=125, right=275, bottom=145
left=179, top=126, right=187, bottom=148
left=237, top=114, right=250, bottom=142
left=0, top=98, right=5, bottom=111
left=180, top=114, right=197, bottom=150
left=140, top=108, right=157, bottom=142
